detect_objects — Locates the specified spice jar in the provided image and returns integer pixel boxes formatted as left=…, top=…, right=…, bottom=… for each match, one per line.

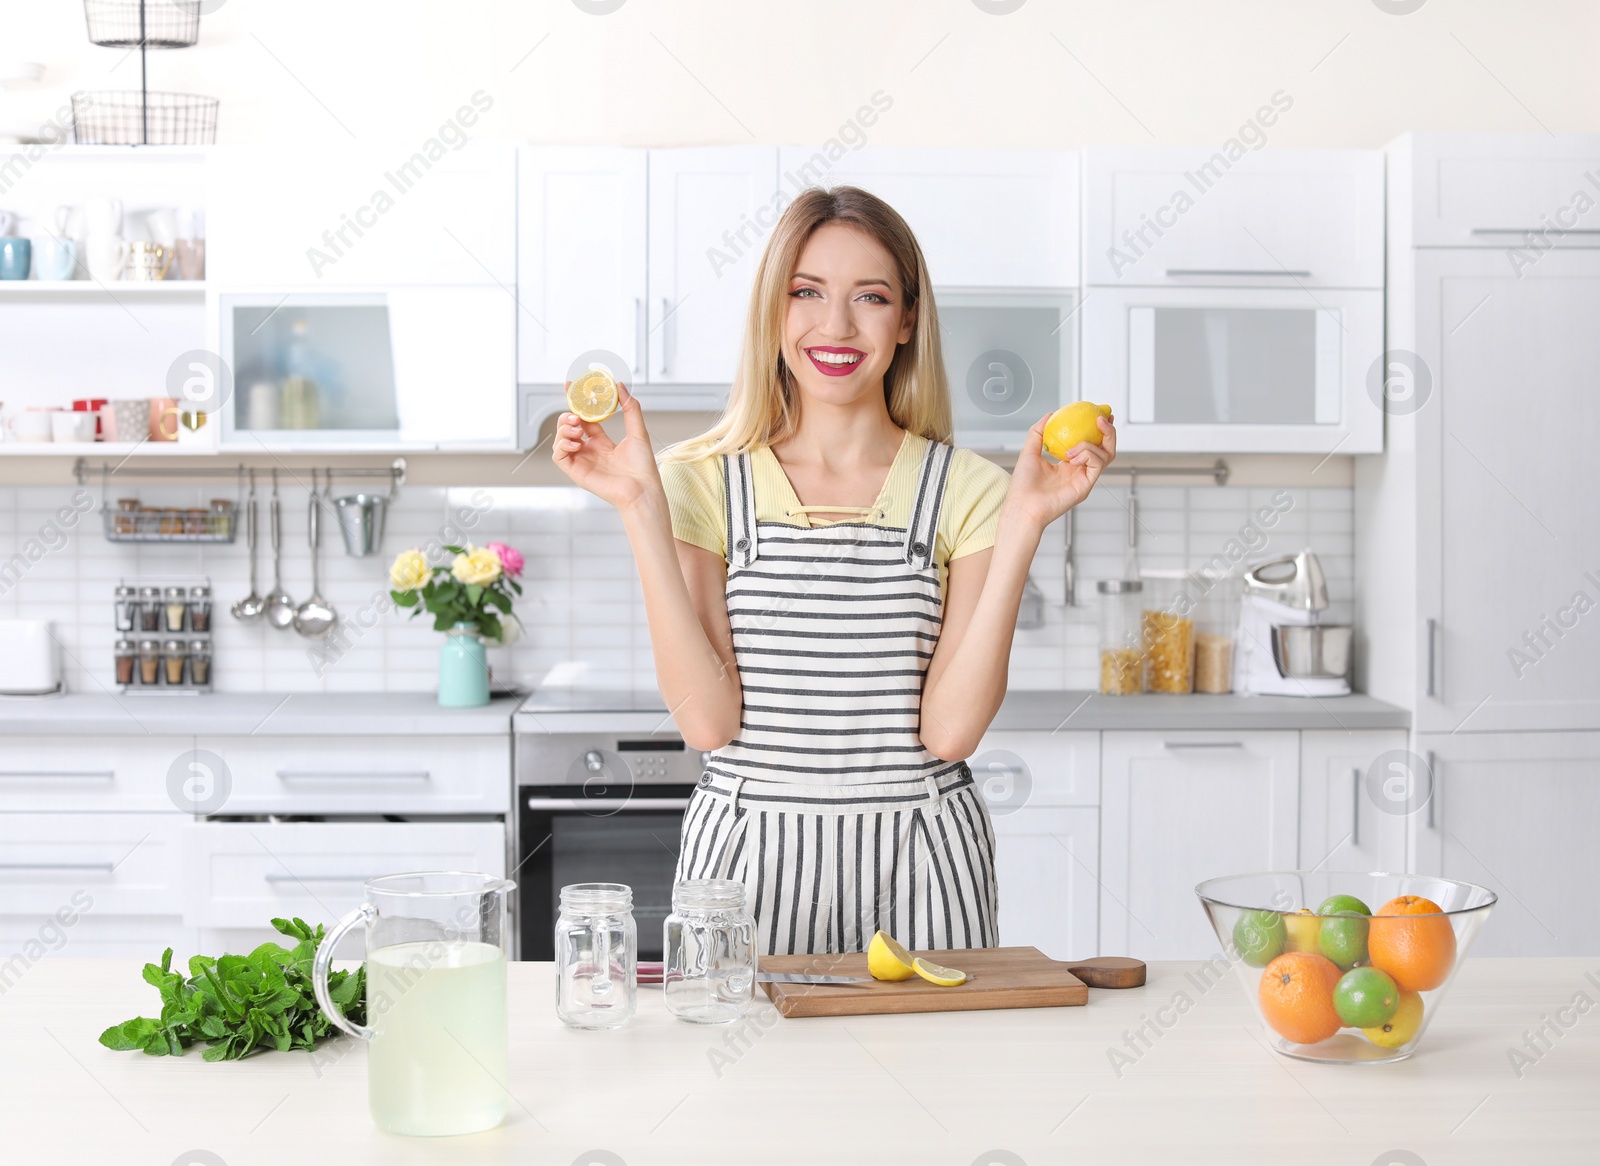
left=114, top=498, right=139, bottom=536
left=209, top=499, right=234, bottom=536
left=137, top=640, right=161, bottom=686
left=138, top=586, right=163, bottom=632
left=188, top=585, right=212, bottom=632
left=555, top=882, right=637, bottom=1030
left=162, top=639, right=187, bottom=686
left=188, top=638, right=212, bottom=686
left=1097, top=579, right=1145, bottom=695
left=114, top=638, right=137, bottom=686
left=163, top=586, right=188, bottom=633
left=664, top=879, right=757, bottom=1024
left=114, top=585, right=138, bottom=632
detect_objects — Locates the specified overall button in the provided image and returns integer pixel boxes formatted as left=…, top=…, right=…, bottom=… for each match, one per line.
left=911, top=540, right=928, bottom=557
left=734, top=537, right=750, bottom=551
left=697, top=773, right=712, bottom=789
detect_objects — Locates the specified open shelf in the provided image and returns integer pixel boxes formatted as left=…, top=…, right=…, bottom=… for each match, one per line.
left=0, top=441, right=216, bottom=457
left=0, top=281, right=206, bottom=297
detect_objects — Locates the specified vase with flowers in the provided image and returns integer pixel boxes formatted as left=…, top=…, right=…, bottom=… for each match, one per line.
left=389, top=541, right=525, bottom=707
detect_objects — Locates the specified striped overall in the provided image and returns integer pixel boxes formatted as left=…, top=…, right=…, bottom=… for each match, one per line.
left=674, top=439, right=1000, bottom=957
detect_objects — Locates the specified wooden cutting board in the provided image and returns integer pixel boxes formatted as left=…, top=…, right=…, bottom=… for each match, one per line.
left=758, top=946, right=1145, bottom=1018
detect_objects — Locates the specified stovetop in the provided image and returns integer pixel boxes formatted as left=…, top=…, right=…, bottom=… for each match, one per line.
left=515, top=687, right=669, bottom=715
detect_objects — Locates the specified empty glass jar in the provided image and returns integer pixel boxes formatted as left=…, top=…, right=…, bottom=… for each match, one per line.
left=663, top=879, right=757, bottom=1025
left=555, top=882, right=636, bottom=1030
left=1098, top=578, right=1145, bottom=694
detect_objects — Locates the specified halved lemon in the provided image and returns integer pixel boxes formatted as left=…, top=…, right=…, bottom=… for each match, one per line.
left=911, top=956, right=967, bottom=987
left=866, top=930, right=916, bottom=981
left=567, top=368, right=618, bottom=423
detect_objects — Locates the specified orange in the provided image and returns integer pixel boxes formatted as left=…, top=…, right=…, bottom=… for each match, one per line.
left=1258, top=951, right=1343, bottom=1045
left=1368, top=896, right=1456, bottom=992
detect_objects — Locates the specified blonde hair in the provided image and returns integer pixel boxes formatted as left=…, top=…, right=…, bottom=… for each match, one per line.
left=661, top=186, right=951, bottom=464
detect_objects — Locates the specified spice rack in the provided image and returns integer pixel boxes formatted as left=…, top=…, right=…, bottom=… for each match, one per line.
left=114, top=575, right=213, bottom=694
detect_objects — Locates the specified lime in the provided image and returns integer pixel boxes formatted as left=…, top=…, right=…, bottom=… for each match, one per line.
left=1319, top=915, right=1370, bottom=971
left=1318, top=894, right=1372, bottom=917
left=1332, top=966, right=1399, bottom=1027
left=1233, top=909, right=1287, bottom=967
left=1363, top=990, right=1424, bottom=1048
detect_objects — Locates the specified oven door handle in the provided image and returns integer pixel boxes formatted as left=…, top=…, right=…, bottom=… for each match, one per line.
left=524, top=796, right=691, bottom=811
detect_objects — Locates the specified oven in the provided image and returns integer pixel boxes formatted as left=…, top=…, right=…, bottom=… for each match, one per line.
left=514, top=725, right=703, bottom=961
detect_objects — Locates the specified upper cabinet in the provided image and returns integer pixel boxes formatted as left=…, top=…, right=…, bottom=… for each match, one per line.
left=1081, top=147, right=1384, bottom=454
left=779, top=147, right=1079, bottom=287
left=1392, top=132, right=1600, bottom=249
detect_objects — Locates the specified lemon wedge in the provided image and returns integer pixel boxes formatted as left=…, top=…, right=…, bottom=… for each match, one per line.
left=567, top=368, right=618, bottom=423
left=866, top=930, right=916, bottom=981
left=912, top=957, right=968, bottom=987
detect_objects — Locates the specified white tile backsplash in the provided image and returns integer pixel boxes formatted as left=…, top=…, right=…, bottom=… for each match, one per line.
left=0, top=479, right=1352, bottom=695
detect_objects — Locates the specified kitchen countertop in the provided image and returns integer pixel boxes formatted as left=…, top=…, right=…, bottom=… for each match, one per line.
left=515, top=688, right=1411, bottom=734
left=2, top=957, right=1590, bottom=1164
left=0, top=692, right=524, bottom=736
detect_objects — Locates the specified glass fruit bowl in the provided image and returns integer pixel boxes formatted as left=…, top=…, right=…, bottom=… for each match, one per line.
left=1196, top=871, right=1496, bottom=1064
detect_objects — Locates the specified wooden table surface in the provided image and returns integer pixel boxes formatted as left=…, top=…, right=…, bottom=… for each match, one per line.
left=2, top=957, right=1596, bottom=1165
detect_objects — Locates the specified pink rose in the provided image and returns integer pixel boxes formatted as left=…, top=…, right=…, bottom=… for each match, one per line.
left=487, top=541, right=524, bottom=578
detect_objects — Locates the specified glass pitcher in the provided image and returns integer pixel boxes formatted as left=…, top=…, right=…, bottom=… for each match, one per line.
left=312, top=871, right=515, bottom=1137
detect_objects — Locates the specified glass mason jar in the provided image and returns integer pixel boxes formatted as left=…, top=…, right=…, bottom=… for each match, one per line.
left=555, top=882, right=636, bottom=1030
left=663, top=879, right=757, bottom=1024
left=1097, top=578, right=1145, bottom=695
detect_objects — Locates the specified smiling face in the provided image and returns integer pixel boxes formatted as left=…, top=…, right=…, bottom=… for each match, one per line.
left=783, top=221, right=916, bottom=409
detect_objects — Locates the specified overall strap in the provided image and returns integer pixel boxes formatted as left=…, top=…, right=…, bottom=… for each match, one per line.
left=903, top=440, right=954, bottom=570
left=722, top=451, right=760, bottom=569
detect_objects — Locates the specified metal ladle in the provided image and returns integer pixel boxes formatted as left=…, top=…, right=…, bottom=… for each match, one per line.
left=293, top=469, right=337, bottom=638
left=264, top=470, right=297, bottom=630
left=231, top=470, right=265, bottom=623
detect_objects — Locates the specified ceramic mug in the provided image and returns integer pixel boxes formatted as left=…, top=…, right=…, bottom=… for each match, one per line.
left=85, top=197, right=123, bottom=236
left=0, top=237, right=31, bottom=280
left=34, top=237, right=76, bottom=281
left=174, top=238, right=205, bottom=280
left=149, top=396, right=180, bottom=441
left=7, top=412, right=55, bottom=443
left=100, top=399, right=150, bottom=444
left=146, top=208, right=177, bottom=248
left=51, top=411, right=96, bottom=443
left=84, top=234, right=129, bottom=282
left=55, top=205, right=85, bottom=239
left=126, top=241, right=173, bottom=282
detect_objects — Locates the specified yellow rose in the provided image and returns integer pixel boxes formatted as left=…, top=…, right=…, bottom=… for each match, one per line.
left=389, top=548, right=431, bottom=591
left=451, top=545, right=502, bottom=587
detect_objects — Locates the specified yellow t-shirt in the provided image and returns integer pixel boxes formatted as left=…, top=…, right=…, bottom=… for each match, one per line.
left=658, top=432, right=1012, bottom=597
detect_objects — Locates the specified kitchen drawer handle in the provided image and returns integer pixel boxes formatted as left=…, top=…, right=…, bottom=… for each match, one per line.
left=633, top=296, right=646, bottom=378
left=659, top=296, right=672, bottom=376
left=1469, top=227, right=1600, bottom=235
left=262, top=873, right=372, bottom=884
left=525, top=796, right=690, bottom=811
left=0, top=771, right=115, bottom=780
left=1164, top=268, right=1312, bottom=278
left=0, top=862, right=116, bottom=873
left=1425, top=618, right=1438, bottom=697
left=1350, top=766, right=1361, bottom=848
left=1426, top=751, right=1437, bottom=830
left=1162, top=741, right=1245, bottom=750
left=275, top=770, right=431, bottom=781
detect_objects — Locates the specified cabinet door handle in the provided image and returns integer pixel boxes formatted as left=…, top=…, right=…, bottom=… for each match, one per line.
left=262, top=872, right=371, bottom=885
left=274, top=770, right=431, bottom=781
left=525, top=796, right=690, bottom=811
left=633, top=296, right=646, bottom=380
left=1425, top=618, right=1438, bottom=697
left=0, top=770, right=114, bottom=780
left=0, top=862, right=115, bottom=873
left=1469, top=227, right=1600, bottom=235
left=1164, top=268, right=1312, bottom=278
left=1426, top=751, right=1437, bottom=830
left=659, top=296, right=672, bottom=376
left=1163, top=740, right=1245, bottom=750
left=1350, top=767, right=1361, bottom=848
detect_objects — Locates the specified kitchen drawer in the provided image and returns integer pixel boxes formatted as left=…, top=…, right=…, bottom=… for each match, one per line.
left=1084, top=146, right=1384, bottom=288
left=0, top=737, right=194, bottom=812
left=969, top=731, right=1099, bottom=808
left=181, top=820, right=507, bottom=929
left=198, top=736, right=510, bottom=814
left=0, top=916, right=193, bottom=963
left=1399, top=132, right=1600, bottom=248
left=0, top=812, right=185, bottom=916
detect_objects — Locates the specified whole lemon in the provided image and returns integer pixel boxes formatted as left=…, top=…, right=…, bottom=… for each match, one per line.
left=1042, top=402, right=1112, bottom=459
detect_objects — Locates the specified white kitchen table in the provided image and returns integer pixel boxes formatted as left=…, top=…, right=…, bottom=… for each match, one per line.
left=1, top=958, right=1595, bottom=1165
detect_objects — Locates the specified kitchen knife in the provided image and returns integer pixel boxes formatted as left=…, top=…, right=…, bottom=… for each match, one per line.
left=756, top=972, right=873, bottom=985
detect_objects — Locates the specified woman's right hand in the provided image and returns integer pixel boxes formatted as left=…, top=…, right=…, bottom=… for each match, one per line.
left=551, top=383, right=664, bottom=514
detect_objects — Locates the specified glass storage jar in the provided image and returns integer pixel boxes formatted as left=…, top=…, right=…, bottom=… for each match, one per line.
left=188, top=638, right=212, bottom=686
left=188, top=585, right=212, bottom=632
left=114, top=585, right=138, bottom=632
left=1193, top=574, right=1240, bottom=694
left=114, top=639, right=136, bottom=686
left=163, top=586, right=188, bottom=633
left=138, top=586, right=163, bottom=632
left=162, top=639, right=187, bottom=686
left=1097, top=578, right=1145, bottom=695
left=663, top=879, right=757, bottom=1025
left=555, top=883, right=636, bottom=1030
left=137, top=640, right=161, bottom=685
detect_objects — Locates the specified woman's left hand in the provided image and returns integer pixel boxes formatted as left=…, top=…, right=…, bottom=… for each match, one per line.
left=1003, top=414, right=1117, bottom=531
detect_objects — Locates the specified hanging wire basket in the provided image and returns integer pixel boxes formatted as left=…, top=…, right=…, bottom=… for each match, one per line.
left=82, top=0, right=201, bottom=48
left=72, top=90, right=218, bottom=145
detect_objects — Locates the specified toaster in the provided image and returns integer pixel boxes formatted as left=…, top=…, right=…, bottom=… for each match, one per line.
left=0, top=620, right=61, bottom=694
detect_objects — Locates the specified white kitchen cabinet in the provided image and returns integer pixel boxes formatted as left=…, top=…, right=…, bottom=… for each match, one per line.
left=1412, top=732, right=1600, bottom=957
left=1100, top=731, right=1299, bottom=960
left=778, top=147, right=1080, bottom=288
left=1083, top=147, right=1384, bottom=288
left=516, top=146, right=648, bottom=385
left=0, top=737, right=195, bottom=812
left=1393, top=132, right=1600, bottom=248
left=646, top=147, right=781, bottom=386
left=992, top=807, right=1100, bottom=959
left=1298, top=730, right=1409, bottom=875
left=207, top=140, right=515, bottom=287
left=0, top=813, right=186, bottom=918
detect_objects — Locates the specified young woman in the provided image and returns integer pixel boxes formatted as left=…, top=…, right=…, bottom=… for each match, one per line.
left=553, top=187, right=1115, bottom=956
